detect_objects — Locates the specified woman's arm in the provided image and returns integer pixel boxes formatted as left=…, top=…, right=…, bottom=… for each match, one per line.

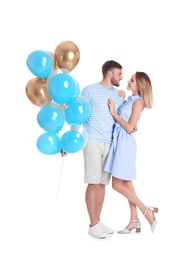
left=107, top=98, right=144, bottom=133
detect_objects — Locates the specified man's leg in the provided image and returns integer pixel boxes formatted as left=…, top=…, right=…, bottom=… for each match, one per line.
left=85, top=183, right=105, bottom=226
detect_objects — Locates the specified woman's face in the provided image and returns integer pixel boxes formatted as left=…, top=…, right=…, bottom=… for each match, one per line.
left=127, top=73, right=138, bottom=94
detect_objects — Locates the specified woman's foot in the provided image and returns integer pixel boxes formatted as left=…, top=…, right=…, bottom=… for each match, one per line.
left=117, top=219, right=141, bottom=234
left=126, top=220, right=139, bottom=230
left=144, top=206, right=158, bottom=233
left=144, top=208, right=154, bottom=224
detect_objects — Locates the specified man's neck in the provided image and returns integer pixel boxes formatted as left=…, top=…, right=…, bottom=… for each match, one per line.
left=100, top=79, right=113, bottom=90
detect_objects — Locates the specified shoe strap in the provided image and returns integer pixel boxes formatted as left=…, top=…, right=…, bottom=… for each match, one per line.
left=143, top=207, right=148, bottom=216
left=130, top=219, right=141, bottom=228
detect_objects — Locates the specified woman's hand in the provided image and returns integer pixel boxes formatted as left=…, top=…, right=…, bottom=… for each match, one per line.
left=118, top=90, right=126, bottom=98
left=107, top=99, right=116, bottom=115
left=129, top=125, right=138, bottom=134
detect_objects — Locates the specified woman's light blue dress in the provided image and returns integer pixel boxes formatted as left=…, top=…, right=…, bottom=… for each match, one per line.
left=104, top=95, right=144, bottom=180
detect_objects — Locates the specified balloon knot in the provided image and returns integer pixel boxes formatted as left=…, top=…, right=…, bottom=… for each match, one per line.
left=60, top=149, right=67, bottom=157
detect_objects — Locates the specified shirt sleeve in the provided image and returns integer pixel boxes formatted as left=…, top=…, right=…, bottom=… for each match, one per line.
left=80, top=88, right=91, bottom=104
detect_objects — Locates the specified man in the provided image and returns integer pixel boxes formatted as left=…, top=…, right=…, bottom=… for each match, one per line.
left=80, top=60, right=125, bottom=238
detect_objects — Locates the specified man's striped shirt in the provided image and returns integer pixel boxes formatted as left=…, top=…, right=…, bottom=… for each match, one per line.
left=80, top=82, right=124, bottom=143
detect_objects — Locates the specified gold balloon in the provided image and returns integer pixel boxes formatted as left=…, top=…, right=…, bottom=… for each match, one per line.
left=54, top=41, right=80, bottom=71
left=53, top=59, right=59, bottom=70
left=26, top=77, right=51, bottom=107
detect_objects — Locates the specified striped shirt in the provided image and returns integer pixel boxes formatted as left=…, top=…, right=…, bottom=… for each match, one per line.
left=80, top=82, right=124, bottom=143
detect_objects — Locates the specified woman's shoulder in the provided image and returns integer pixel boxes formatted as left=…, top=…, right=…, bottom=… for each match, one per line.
left=133, top=98, right=145, bottom=110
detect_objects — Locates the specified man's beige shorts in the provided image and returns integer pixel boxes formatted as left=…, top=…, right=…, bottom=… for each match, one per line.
left=83, top=141, right=111, bottom=185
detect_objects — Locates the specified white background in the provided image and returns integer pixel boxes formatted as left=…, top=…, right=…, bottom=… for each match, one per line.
left=1, top=0, right=190, bottom=259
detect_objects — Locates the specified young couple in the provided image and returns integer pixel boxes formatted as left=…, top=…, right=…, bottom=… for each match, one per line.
left=80, top=60, right=158, bottom=239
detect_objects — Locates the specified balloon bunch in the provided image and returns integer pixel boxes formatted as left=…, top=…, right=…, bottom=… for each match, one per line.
left=25, top=41, right=90, bottom=156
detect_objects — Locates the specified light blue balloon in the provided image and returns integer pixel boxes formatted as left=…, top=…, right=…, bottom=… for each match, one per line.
left=26, top=50, right=54, bottom=78
left=36, top=132, right=62, bottom=155
left=47, top=73, right=76, bottom=104
left=61, top=130, right=85, bottom=153
left=73, top=80, right=80, bottom=96
left=66, top=80, right=81, bottom=104
left=65, top=99, right=90, bottom=124
left=37, top=105, right=65, bottom=133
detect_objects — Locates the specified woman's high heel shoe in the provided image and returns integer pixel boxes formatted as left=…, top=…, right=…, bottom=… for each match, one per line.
left=144, top=206, right=158, bottom=233
left=117, top=219, right=141, bottom=234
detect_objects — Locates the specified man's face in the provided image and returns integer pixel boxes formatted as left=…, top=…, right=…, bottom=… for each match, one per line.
left=109, top=68, right=123, bottom=87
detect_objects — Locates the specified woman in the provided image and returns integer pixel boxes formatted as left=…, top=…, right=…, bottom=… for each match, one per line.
left=104, top=72, right=158, bottom=234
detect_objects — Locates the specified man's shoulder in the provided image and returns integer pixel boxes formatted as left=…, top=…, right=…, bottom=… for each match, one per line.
left=81, top=82, right=100, bottom=93
left=84, top=82, right=99, bottom=89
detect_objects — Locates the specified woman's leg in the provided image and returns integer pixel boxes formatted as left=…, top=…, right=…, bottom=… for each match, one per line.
left=124, top=181, right=139, bottom=229
left=112, top=177, right=154, bottom=225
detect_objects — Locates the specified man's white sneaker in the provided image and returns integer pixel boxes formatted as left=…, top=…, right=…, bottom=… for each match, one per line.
left=88, top=224, right=106, bottom=239
left=98, top=221, right=115, bottom=234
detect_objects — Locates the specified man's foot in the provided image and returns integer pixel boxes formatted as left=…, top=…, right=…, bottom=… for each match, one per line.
left=88, top=224, right=106, bottom=239
left=98, top=221, right=115, bottom=234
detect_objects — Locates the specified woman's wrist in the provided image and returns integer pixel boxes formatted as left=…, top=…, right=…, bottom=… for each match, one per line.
left=112, top=112, right=122, bottom=123
left=117, top=117, right=122, bottom=124
left=111, top=111, right=117, bottom=117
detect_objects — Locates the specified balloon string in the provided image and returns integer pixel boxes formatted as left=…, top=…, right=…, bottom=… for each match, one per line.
left=56, top=151, right=67, bottom=199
